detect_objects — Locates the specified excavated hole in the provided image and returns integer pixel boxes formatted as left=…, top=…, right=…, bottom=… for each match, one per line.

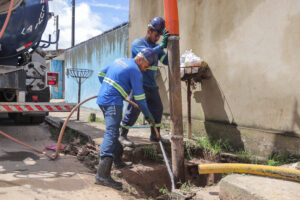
left=48, top=127, right=235, bottom=199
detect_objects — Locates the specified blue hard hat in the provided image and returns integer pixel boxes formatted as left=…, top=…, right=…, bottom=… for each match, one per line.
left=148, top=17, right=165, bottom=35
left=140, top=48, right=158, bottom=66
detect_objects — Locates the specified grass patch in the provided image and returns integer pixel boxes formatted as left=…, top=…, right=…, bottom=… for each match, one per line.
left=180, top=181, right=196, bottom=192
left=49, top=126, right=88, bottom=144
left=159, top=186, right=169, bottom=195
left=194, top=135, right=233, bottom=157
left=267, top=154, right=299, bottom=166
left=88, top=113, right=96, bottom=122
left=161, top=122, right=171, bottom=131
left=95, top=117, right=105, bottom=124
left=142, top=145, right=158, bottom=161
left=184, top=140, right=193, bottom=160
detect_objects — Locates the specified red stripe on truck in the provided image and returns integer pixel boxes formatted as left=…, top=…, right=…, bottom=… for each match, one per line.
left=14, top=105, right=23, bottom=111
left=64, top=105, right=71, bottom=111
left=45, top=105, right=54, bottom=111
left=25, top=105, right=34, bottom=111
left=55, top=105, right=62, bottom=111
left=35, top=105, right=44, bottom=111
left=3, top=105, right=12, bottom=111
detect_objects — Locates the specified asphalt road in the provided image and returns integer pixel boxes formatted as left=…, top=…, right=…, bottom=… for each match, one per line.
left=0, top=114, right=124, bottom=200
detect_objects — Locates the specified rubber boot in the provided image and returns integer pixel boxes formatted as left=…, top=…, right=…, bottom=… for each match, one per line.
left=150, top=127, right=160, bottom=142
left=119, top=127, right=134, bottom=147
left=95, top=157, right=122, bottom=190
left=113, top=146, right=132, bottom=169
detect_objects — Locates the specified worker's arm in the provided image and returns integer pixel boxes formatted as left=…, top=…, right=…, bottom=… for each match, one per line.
left=98, top=65, right=109, bottom=83
left=156, top=30, right=170, bottom=65
left=132, top=40, right=168, bottom=66
left=130, top=72, right=151, bottom=118
left=158, top=50, right=168, bottom=65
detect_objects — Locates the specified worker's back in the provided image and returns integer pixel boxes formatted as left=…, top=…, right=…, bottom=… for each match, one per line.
left=97, top=58, right=142, bottom=106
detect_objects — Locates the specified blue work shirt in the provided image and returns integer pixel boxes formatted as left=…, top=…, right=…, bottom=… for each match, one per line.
left=97, top=58, right=151, bottom=118
left=131, top=38, right=168, bottom=88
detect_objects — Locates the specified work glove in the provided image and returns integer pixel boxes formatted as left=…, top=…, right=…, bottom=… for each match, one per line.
left=160, top=30, right=170, bottom=49
left=145, top=113, right=155, bottom=125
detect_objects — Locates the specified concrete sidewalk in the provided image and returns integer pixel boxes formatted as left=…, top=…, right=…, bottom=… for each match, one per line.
left=45, top=103, right=300, bottom=200
left=219, top=174, right=300, bottom=200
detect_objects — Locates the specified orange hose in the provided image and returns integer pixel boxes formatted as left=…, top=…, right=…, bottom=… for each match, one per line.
left=0, top=95, right=142, bottom=160
left=52, top=96, right=141, bottom=159
left=163, top=0, right=179, bottom=35
left=0, top=130, right=55, bottom=159
left=0, top=0, right=14, bottom=39
left=52, top=95, right=98, bottom=159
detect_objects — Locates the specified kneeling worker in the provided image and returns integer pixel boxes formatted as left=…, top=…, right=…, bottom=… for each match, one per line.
left=95, top=48, right=157, bottom=190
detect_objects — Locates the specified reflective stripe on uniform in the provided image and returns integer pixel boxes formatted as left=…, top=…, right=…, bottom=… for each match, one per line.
left=98, top=72, right=106, bottom=77
left=160, top=54, right=166, bottom=63
left=147, top=66, right=158, bottom=71
left=150, top=123, right=162, bottom=127
left=134, top=93, right=146, bottom=101
left=121, top=124, right=130, bottom=130
left=103, top=77, right=128, bottom=99
left=155, top=123, right=162, bottom=127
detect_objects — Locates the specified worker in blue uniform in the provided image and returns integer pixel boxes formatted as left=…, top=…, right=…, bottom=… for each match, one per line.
left=95, top=48, right=157, bottom=190
left=119, top=17, right=170, bottom=147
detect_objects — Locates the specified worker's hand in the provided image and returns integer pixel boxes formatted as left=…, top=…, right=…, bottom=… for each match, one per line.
left=146, top=113, right=155, bottom=125
left=161, top=30, right=170, bottom=49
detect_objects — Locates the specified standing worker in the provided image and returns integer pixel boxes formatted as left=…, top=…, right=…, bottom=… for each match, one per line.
left=119, top=17, right=170, bottom=147
left=95, top=48, right=157, bottom=190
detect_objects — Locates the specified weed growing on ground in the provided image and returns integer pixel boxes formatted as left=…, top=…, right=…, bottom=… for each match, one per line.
left=184, top=140, right=193, bottom=160
left=267, top=154, right=299, bottom=166
left=95, top=117, right=105, bottom=124
left=180, top=181, right=196, bottom=192
left=161, top=122, right=171, bottom=131
left=142, top=145, right=158, bottom=161
left=235, top=150, right=252, bottom=163
left=88, top=113, right=96, bottom=122
left=126, top=186, right=138, bottom=196
left=159, top=186, right=169, bottom=195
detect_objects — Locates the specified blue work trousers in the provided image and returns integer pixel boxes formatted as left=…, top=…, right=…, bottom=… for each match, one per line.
left=121, top=86, right=163, bottom=129
left=99, top=105, right=123, bottom=158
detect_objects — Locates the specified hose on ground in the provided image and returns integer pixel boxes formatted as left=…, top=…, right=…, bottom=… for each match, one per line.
left=0, top=95, right=139, bottom=160
left=198, top=163, right=300, bottom=182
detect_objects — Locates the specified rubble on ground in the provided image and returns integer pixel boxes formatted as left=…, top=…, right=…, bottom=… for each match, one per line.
left=63, top=139, right=99, bottom=172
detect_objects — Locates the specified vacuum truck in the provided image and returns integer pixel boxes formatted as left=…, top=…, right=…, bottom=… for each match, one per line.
left=0, top=0, right=74, bottom=123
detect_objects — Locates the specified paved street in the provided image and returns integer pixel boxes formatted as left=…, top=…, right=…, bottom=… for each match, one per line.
left=0, top=114, right=124, bottom=200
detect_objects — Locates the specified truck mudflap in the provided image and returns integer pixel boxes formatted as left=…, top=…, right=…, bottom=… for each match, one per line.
left=0, top=102, right=76, bottom=113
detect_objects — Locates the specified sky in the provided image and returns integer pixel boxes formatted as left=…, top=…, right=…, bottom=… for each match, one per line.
left=41, top=0, right=129, bottom=50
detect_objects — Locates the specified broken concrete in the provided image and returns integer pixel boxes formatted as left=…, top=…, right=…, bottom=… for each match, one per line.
left=219, top=174, right=300, bottom=200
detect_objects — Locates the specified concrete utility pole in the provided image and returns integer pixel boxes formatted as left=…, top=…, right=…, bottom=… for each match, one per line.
left=71, top=0, right=75, bottom=47
left=164, top=0, right=185, bottom=186
left=55, top=15, right=59, bottom=51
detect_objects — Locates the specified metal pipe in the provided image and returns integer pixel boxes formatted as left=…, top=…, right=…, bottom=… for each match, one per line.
left=71, top=0, right=75, bottom=47
left=198, top=163, right=300, bottom=182
left=55, top=15, right=59, bottom=51
left=187, top=79, right=191, bottom=139
left=77, top=77, right=81, bottom=120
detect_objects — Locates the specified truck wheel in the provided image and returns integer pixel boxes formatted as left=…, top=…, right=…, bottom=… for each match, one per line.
left=8, top=113, right=30, bottom=124
left=30, top=116, right=45, bottom=124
